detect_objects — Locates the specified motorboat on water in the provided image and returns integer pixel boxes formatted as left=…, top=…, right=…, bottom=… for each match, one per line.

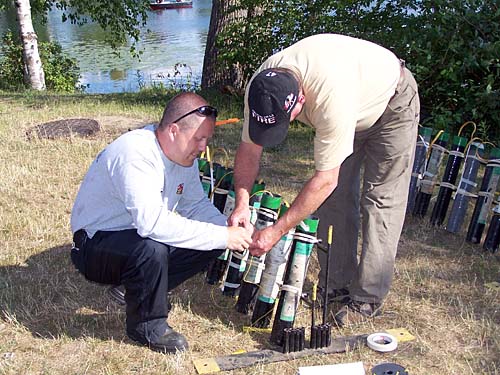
left=149, top=0, right=193, bottom=10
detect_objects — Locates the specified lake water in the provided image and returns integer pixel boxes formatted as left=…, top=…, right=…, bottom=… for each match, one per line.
left=0, top=1, right=211, bottom=93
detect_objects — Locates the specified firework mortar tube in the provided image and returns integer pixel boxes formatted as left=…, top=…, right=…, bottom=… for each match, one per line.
left=483, top=201, right=500, bottom=253
left=198, top=131, right=234, bottom=285
left=236, top=193, right=282, bottom=315
left=467, top=148, right=500, bottom=243
left=270, top=216, right=319, bottom=346
left=222, top=183, right=265, bottom=296
left=206, top=169, right=234, bottom=285
left=212, top=166, right=232, bottom=213
left=413, top=131, right=449, bottom=217
left=204, top=163, right=226, bottom=284
left=407, top=126, right=433, bottom=213
left=430, top=135, right=467, bottom=226
left=251, top=203, right=296, bottom=327
left=446, top=141, right=484, bottom=233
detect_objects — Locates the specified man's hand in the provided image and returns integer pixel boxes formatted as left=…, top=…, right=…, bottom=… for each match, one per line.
left=227, top=226, right=253, bottom=252
left=248, top=225, right=282, bottom=257
left=228, top=204, right=252, bottom=231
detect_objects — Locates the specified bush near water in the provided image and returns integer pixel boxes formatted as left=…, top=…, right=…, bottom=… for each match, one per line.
left=0, top=31, right=82, bottom=93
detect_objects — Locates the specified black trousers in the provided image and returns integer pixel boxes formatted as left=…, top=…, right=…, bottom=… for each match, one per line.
left=71, top=229, right=222, bottom=342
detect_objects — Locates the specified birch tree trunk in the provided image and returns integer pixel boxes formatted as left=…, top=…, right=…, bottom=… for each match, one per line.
left=15, top=0, right=46, bottom=90
left=201, top=0, right=245, bottom=93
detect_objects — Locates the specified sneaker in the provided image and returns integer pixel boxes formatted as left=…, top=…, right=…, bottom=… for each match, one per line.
left=107, top=285, right=126, bottom=306
left=333, top=300, right=381, bottom=327
left=302, top=287, right=350, bottom=308
left=129, top=325, right=188, bottom=353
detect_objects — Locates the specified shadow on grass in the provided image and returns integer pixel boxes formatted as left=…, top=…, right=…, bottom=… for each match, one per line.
left=0, top=244, right=126, bottom=342
left=397, top=216, right=500, bottom=323
left=169, top=274, right=277, bottom=349
left=0, top=244, right=275, bottom=347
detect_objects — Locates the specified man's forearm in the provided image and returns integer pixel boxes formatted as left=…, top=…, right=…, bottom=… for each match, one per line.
left=274, top=168, right=339, bottom=237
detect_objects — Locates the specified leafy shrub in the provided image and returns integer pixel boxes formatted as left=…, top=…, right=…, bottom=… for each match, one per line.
left=0, top=31, right=83, bottom=92
left=0, top=32, right=24, bottom=90
left=216, top=0, right=500, bottom=142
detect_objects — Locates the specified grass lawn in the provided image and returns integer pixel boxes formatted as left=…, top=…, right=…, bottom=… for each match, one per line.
left=0, top=91, right=498, bottom=374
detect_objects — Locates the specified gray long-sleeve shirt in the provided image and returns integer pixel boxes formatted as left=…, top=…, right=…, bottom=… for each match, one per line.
left=70, top=125, right=228, bottom=250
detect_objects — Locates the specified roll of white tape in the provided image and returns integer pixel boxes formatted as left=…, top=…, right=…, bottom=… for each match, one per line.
left=367, top=332, right=398, bottom=352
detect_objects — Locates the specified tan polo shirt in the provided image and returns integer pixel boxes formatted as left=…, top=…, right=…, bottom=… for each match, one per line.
left=242, top=33, right=401, bottom=171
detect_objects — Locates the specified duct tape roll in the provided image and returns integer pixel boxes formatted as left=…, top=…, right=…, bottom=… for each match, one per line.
left=371, top=362, right=408, bottom=375
left=367, top=333, right=398, bottom=352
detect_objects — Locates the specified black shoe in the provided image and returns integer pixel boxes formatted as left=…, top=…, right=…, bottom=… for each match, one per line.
left=333, top=300, right=381, bottom=327
left=129, top=325, right=188, bottom=353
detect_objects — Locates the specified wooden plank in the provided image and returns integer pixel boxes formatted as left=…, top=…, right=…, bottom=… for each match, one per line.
left=193, top=334, right=368, bottom=374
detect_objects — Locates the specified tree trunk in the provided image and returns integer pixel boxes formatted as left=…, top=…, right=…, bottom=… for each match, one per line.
left=202, top=0, right=246, bottom=93
left=15, top=0, right=46, bottom=90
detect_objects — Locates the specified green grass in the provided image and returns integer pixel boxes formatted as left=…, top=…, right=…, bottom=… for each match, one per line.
left=0, top=90, right=498, bottom=374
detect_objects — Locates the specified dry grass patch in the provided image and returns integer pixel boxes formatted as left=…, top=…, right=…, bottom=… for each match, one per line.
left=0, top=92, right=499, bottom=374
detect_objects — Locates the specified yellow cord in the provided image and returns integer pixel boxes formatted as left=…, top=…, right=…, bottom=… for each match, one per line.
left=463, top=137, right=488, bottom=164
left=426, top=129, right=445, bottom=161
left=249, top=189, right=274, bottom=199
left=208, top=170, right=234, bottom=200
left=457, top=121, right=477, bottom=138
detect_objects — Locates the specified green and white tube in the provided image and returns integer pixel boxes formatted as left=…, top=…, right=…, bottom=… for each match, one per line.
left=251, top=204, right=295, bottom=327
left=222, top=183, right=265, bottom=297
left=270, top=216, right=319, bottom=345
left=236, top=193, right=281, bottom=314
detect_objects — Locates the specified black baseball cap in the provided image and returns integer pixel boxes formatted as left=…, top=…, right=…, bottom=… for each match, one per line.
left=248, top=68, right=300, bottom=147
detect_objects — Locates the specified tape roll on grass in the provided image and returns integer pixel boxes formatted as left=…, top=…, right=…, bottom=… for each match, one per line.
left=366, top=333, right=398, bottom=352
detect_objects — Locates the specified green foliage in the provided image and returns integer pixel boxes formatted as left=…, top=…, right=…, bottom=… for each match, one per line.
left=0, top=31, right=82, bottom=92
left=0, top=32, right=24, bottom=90
left=217, top=0, right=500, bottom=142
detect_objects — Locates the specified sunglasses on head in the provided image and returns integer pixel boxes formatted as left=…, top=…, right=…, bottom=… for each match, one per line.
left=173, top=105, right=218, bottom=124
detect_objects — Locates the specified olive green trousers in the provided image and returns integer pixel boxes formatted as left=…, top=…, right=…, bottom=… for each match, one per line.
left=316, top=67, right=420, bottom=304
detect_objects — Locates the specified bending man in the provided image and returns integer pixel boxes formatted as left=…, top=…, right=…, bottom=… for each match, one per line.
left=229, top=34, right=419, bottom=326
